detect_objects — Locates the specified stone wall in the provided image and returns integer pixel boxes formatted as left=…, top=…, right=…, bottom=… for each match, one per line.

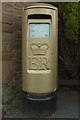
left=2, top=2, right=25, bottom=116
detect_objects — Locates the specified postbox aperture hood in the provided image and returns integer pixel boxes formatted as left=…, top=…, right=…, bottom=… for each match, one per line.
left=24, top=3, right=57, bottom=10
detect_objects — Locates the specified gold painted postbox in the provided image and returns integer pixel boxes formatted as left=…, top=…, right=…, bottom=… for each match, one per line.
left=22, top=3, right=58, bottom=95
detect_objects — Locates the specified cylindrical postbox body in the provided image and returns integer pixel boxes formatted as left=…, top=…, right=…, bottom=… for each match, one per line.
left=22, top=3, right=58, bottom=95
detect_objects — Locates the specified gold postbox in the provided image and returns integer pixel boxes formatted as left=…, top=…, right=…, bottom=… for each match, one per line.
left=22, top=3, right=58, bottom=95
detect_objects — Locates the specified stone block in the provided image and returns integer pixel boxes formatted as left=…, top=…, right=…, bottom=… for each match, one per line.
left=2, top=3, right=14, bottom=14
left=2, top=33, right=14, bottom=42
left=2, top=60, right=13, bottom=83
left=2, top=24, right=13, bottom=33
left=15, top=8, right=22, bottom=16
left=15, top=2, right=24, bottom=9
left=2, top=13, right=13, bottom=25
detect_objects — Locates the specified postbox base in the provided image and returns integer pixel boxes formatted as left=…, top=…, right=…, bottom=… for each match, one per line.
left=23, top=91, right=57, bottom=117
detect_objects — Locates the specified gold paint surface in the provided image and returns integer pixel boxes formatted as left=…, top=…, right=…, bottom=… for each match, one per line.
left=22, top=3, right=58, bottom=94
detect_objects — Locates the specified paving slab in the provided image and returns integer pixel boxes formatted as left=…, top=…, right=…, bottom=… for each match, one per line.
left=2, top=87, right=78, bottom=119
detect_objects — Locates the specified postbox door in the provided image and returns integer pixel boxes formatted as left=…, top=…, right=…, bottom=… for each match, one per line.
left=27, top=19, right=51, bottom=71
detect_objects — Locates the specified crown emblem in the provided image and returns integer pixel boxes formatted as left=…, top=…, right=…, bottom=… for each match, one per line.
left=30, top=42, right=49, bottom=55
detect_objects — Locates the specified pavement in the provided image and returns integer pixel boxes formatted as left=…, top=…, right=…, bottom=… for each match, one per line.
left=2, top=86, right=79, bottom=119
left=0, top=80, right=2, bottom=120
